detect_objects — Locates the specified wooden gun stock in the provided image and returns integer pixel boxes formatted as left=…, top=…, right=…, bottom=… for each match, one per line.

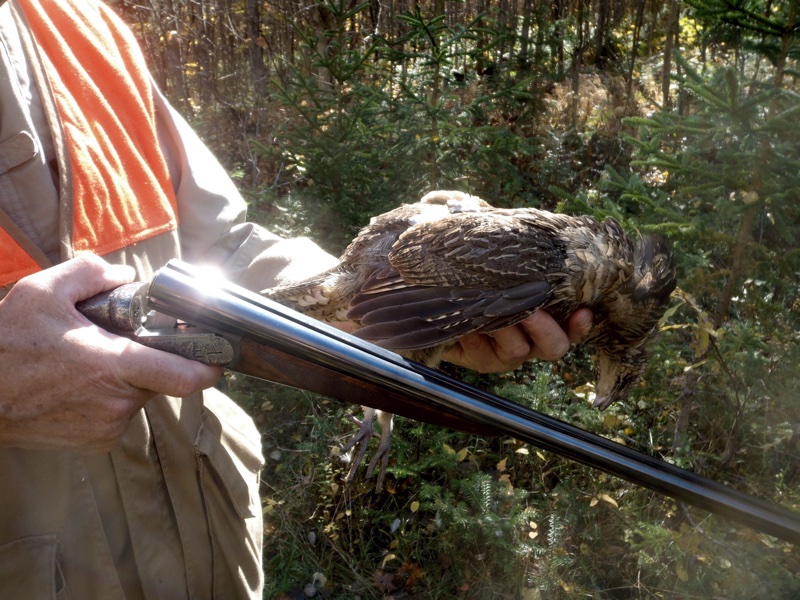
left=235, top=338, right=495, bottom=436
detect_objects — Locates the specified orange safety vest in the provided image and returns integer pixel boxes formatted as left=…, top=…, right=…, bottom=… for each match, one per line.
left=0, top=0, right=178, bottom=287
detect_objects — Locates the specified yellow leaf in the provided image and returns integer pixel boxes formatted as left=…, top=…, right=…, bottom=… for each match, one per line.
left=590, top=493, right=618, bottom=508
left=598, top=493, right=618, bottom=508
left=456, top=448, right=469, bottom=462
left=410, top=501, right=420, bottom=513
left=515, top=447, right=529, bottom=455
left=603, top=414, right=623, bottom=429
left=695, top=326, right=710, bottom=358
left=676, top=566, right=689, bottom=582
left=381, top=553, right=397, bottom=568
left=496, top=458, right=508, bottom=471
left=659, top=301, right=681, bottom=324
left=442, top=444, right=455, bottom=455
left=683, top=358, right=708, bottom=372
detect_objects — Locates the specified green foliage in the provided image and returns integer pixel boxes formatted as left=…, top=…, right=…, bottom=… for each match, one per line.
left=235, top=3, right=800, bottom=595
left=253, top=3, right=633, bottom=252
left=129, top=0, right=800, bottom=597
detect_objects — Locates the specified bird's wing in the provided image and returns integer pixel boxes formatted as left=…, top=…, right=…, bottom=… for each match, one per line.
left=347, top=211, right=564, bottom=351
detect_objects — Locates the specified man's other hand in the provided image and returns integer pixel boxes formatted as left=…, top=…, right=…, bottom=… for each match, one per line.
left=444, top=309, right=593, bottom=373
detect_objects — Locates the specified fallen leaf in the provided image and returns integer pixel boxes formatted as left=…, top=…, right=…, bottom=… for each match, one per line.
left=381, top=553, right=397, bottom=568
left=397, top=562, right=424, bottom=588
left=373, top=570, right=397, bottom=593
left=590, top=493, right=619, bottom=508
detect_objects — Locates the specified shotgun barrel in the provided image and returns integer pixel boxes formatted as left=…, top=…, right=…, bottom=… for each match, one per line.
left=81, top=259, right=800, bottom=545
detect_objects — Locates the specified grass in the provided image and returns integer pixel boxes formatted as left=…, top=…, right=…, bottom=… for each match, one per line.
left=220, top=344, right=800, bottom=599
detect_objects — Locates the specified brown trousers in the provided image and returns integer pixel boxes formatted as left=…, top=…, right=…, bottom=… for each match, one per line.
left=0, top=389, right=264, bottom=599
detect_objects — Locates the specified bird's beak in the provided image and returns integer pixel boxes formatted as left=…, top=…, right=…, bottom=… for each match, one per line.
left=592, top=394, right=614, bottom=410
left=592, top=350, right=644, bottom=411
left=592, top=352, right=621, bottom=410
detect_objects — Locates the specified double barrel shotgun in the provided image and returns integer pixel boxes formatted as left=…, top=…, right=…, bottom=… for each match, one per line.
left=77, top=259, right=800, bottom=545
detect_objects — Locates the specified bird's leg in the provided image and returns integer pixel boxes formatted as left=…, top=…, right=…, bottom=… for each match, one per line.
left=364, top=411, right=393, bottom=491
left=340, top=408, right=394, bottom=491
left=341, top=406, right=379, bottom=485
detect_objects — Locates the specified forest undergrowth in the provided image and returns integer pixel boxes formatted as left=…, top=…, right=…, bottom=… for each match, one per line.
left=117, top=1, right=800, bottom=597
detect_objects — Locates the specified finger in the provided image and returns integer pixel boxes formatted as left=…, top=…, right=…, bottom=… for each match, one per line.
left=488, top=325, right=533, bottom=368
left=519, top=311, right=570, bottom=361
left=55, top=254, right=136, bottom=303
left=118, top=339, right=223, bottom=398
left=447, top=331, right=524, bottom=373
left=444, top=333, right=496, bottom=372
left=566, top=308, right=593, bottom=344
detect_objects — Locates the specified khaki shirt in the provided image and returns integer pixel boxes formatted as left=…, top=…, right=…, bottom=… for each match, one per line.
left=0, top=1, right=336, bottom=598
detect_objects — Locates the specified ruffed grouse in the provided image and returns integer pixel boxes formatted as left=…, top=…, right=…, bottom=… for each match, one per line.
left=264, top=190, right=677, bottom=488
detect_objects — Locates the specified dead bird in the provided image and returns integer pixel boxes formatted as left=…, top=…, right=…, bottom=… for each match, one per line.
left=264, top=190, right=677, bottom=488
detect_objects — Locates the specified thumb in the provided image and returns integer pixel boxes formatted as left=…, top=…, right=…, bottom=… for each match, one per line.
left=118, top=338, right=223, bottom=398
left=58, top=254, right=137, bottom=303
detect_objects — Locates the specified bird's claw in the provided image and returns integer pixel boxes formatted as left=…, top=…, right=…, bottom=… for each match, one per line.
left=341, top=408, right=393, bottom=492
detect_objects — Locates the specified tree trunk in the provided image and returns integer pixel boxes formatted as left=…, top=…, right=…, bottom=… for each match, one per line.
left=661, top=0, right=680, bottom=109
left=595, top=0, right=609, bottom=68
left=246, top=0, right=268, bottom=100
left=626, top=0, right=647, bottom=109
left=518, top=0, right=533, bottom=69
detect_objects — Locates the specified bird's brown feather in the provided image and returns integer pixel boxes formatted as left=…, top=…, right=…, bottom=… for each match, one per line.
left=262, top=190, right=677, bottom=486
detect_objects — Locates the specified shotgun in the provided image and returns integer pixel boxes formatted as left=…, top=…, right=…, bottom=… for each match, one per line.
left=78, top=259, right=800, bottom=545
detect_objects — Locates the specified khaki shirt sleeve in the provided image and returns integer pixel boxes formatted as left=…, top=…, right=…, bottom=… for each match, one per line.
left=152, top=86, right=338, bottom=290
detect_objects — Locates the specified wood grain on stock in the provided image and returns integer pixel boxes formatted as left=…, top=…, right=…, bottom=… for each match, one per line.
left=235, top=338, right=497, bottom=437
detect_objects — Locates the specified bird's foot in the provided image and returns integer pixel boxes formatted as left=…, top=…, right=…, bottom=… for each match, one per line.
left=341, top=408, right=378, bottom=485
left=341, top=408, right=392, bottom=492
left=364, top=411, right=393, bottom=491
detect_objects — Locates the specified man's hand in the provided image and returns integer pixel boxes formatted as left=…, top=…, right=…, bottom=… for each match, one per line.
left=444, top=309, right=593, bottom=373
left=0, top=254, right=222, bottom=452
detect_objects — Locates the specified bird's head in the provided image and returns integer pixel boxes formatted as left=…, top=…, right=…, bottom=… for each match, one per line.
left=591, top=345, right=648, bottom=410
left=590, top=233, right=677, bottom=410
